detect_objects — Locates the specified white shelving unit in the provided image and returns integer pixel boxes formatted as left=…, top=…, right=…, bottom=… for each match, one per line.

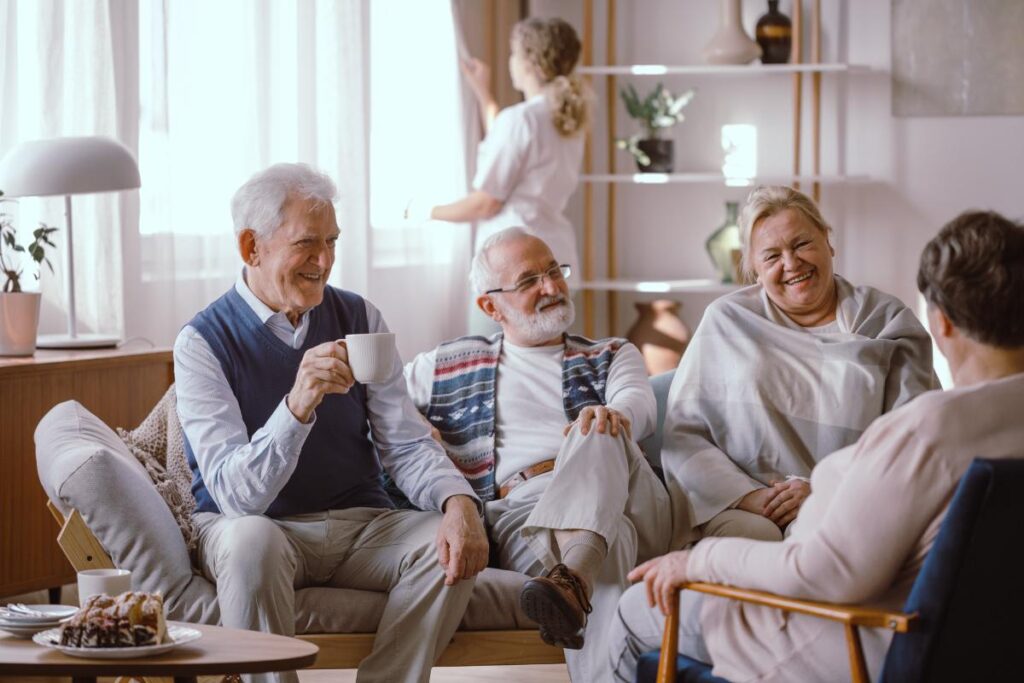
left=579, top=0, right=864, bottom=335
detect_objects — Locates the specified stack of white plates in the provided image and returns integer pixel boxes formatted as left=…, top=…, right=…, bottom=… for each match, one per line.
left=0, top=604, right=78, bottom=638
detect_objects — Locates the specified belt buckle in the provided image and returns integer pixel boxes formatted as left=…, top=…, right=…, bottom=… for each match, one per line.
left=499, top=472, right=526, bottom=499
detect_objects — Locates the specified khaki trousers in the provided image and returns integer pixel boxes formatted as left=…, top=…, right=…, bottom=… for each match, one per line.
left=193, top=507, right=474, bottom=683
left=485, top=425, right=672, bottom=683
left=700, top=509, right=784, bottom=542
left=608, top=582, right=710, bottom=682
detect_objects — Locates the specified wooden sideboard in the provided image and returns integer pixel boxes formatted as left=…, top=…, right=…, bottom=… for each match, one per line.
left=0, top=346, right=173, bottom=598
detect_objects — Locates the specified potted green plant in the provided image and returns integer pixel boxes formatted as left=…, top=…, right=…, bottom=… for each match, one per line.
left=0, top=191, right=58, bottom=356
left=617, top=82, right=696, bottom=173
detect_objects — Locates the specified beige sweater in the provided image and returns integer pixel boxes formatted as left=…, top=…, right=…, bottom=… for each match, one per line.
left=686, top=372, right=1024, bottom=682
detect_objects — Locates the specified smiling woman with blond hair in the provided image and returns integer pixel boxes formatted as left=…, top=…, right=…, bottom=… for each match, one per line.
left=661, top=185, right=939, bottom=548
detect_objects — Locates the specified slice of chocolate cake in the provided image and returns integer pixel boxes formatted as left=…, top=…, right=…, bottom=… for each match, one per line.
left=60, top=591, right=167, bottom=648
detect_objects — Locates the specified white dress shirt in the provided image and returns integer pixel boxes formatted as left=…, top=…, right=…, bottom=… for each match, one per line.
left=174, top=272, right=477, bottom=518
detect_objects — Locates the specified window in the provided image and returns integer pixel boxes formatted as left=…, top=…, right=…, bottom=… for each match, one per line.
left=369, top=0, right=468, bottom=267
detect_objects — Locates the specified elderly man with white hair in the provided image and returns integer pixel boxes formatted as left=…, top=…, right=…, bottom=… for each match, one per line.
left=404, top=227, right=672, bottom=682
left=174, top=163, right=488, bottom=683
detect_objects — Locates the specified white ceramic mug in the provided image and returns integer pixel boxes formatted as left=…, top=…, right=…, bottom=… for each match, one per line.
left=343, top=333, right=395, bottom=384
left=77, top=568, right=132, bottom=606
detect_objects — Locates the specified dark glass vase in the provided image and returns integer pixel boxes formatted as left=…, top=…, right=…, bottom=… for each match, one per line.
left=756, top=0, right=792, bottom=64
left=635, top=139, right=674, bottom=173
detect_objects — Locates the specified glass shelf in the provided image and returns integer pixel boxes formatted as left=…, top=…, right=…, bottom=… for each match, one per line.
left=579, top=63, right=869, bottom=76
left=581, top=278, right=743, bottom=294
left=580, top=173, right=870, bottom=185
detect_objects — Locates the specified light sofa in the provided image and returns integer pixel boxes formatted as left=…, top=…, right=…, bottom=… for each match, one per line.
left=34, top=372, right=673, bottom=670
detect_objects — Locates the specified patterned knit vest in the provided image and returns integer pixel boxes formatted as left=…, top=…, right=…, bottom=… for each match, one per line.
left=427, top=332, right=622, bottom=502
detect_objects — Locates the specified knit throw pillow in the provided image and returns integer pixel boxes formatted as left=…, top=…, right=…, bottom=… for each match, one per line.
left=117, top=384, right=198, bottom=553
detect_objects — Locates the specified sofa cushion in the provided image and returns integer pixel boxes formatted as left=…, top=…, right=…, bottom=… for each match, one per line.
left=116, top=384, right=198, bottom=552
left=294, top=568, right=534, bottom=633
left=35, top=400, right=219, bottom=625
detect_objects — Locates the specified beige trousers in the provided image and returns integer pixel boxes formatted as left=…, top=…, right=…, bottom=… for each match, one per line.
left=485, top=425, right=672, bottom=683
left=193, top=507, right=474, bottom=683
left=699, top=509, right=784, bottom=542
left=608, top=582, right=710, bottom=682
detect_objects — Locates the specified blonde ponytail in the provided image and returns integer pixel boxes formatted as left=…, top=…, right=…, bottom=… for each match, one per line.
left=512, top=17, right=589, bottom=137
left=547, top=74, right=592, bottom=137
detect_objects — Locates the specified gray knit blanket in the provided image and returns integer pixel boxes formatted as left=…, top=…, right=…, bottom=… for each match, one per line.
left=662, top=276, right=939, bottom=544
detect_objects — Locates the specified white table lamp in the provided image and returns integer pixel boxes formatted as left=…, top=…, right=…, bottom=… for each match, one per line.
left=0, top=136, right=140, bottom=348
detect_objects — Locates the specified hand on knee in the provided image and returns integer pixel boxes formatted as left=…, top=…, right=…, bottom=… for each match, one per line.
left=563, top=406, right=633, bottom=440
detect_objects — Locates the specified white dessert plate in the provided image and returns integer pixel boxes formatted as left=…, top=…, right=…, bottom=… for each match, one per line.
left=0, top=622, right=60, bottom=638
left=0, top=604, right=77, bottom=623
left=32, top=622, right=202, bottom=658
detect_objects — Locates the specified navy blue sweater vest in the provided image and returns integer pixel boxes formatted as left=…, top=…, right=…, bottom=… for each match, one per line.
left=184, top=286, right=393, bottom=517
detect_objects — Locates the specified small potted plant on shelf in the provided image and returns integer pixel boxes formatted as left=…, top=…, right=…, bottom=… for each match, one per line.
left=617, top=82, right=696, bottom=173
left=0, top=191, right=58, bottom=356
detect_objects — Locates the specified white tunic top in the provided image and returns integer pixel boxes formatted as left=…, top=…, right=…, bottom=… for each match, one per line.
left=473, top=94, right=584, bottom=282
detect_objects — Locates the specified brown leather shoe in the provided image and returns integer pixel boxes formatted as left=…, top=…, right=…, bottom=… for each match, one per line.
left=520, top=563, right=593, bottom=650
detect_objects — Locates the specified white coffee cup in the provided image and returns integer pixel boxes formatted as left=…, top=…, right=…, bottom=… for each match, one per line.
left=78, top=568, right=132, bottom=606
left=343, top=332, right=395, bottom=384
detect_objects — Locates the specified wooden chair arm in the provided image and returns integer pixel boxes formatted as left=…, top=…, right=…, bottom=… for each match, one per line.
left=656, top=583, right=917, bottom=683
left=681, top=582, right=916, bottom=632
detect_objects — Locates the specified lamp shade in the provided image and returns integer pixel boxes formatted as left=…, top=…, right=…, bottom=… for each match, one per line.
left=0, top=136, right=140, bottom=198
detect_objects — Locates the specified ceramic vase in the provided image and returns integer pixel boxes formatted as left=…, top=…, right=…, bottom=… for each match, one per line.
left=703, top=0, right=763, bottom=65
left=706, top=201, right=744, bottom=283
left=626, top=300, right=691, bottom=376
left=0, top=291, right=41, bottom=356
left=756, top=0, right=793, bottom=64
left=635, top=139, right=674, bottom=173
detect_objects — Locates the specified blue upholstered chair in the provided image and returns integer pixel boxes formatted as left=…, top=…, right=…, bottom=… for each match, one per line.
left=638, top=457, right=1024, bottom=683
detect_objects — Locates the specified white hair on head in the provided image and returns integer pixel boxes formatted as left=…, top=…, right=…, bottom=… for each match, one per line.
left=468, top=226, right=535, bottom=294
left=231, top=163, right=338, bottom=239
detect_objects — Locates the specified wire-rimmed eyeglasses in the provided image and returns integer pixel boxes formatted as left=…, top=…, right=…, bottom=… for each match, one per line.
left=485, top=264, right=572, bottom=295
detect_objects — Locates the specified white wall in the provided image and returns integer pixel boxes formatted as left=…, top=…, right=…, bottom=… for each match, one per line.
left=534, top=0, right=1024, bottom=336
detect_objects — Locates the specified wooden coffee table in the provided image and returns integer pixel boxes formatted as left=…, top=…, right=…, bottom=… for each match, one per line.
left=0, top=622, right=318, bottom=682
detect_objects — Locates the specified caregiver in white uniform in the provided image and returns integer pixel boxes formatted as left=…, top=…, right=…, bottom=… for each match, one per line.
left=428, top=17, right=591, bottom=334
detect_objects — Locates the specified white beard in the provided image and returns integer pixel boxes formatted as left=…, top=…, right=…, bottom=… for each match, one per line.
left=498, top=295, right=575, bottom=344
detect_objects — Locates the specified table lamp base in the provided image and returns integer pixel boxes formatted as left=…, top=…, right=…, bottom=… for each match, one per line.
left=36, top=333, right=121, bottom=349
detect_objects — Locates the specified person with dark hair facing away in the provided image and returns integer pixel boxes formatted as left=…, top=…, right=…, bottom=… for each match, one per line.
left=608, top=210, right=1024, bottom=682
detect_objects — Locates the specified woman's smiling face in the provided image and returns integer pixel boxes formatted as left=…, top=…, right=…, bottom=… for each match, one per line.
left=751, top=208, right=837, bottom=325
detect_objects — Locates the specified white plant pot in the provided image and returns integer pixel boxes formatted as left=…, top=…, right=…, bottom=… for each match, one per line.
left=0, top=292, right=42, bottom=356
left=703, top=0, right=763, bottom=65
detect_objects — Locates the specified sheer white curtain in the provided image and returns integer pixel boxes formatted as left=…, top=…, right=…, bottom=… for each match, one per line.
left=128, top=0, right=370, bottom=345
left=0, top=0, right=128, bottom=338
left=1, top=1, right=477, bottom=351
left=367, top=0, right=474, bottom=358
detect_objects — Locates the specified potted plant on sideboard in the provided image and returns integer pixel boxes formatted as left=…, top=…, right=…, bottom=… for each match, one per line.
left=0, top=191, right=57, bottom=356
left=617, top=82, right=695, bottom=173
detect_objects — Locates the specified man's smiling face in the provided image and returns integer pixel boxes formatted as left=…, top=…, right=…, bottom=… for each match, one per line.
left=244, top=196, right=339, bottom=325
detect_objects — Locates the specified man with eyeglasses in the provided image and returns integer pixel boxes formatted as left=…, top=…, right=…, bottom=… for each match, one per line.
left=404, top=227, right=671, bottom=682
